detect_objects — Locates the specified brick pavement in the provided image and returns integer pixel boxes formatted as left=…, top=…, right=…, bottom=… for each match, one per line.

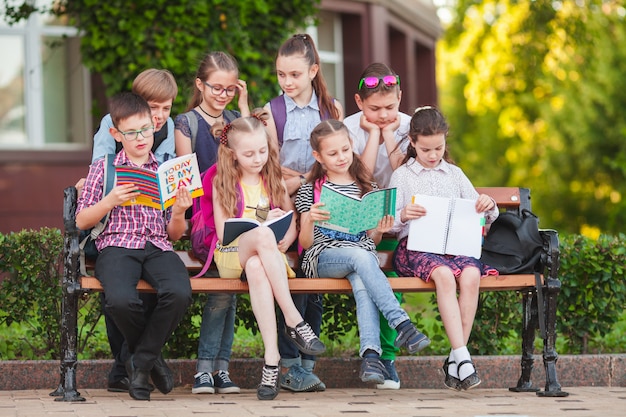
left=1, top=387, right=624, bottom=417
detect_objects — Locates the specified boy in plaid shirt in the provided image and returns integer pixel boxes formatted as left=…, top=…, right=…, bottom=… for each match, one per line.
left=76, top=92, right=192, bottom=401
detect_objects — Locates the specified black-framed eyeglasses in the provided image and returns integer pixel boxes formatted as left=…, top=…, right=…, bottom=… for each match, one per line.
left=203, top=81, right=237, bottom=97
left=116, top=125, right=155, bottom=141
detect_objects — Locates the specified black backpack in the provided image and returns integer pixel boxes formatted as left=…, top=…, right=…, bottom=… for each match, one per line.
left=479, top=209, right=543, bottom=274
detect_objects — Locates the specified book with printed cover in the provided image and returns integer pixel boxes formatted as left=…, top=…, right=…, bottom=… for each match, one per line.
left=407, top=194, right=485, bottom=258
left=316, top=183, right=396, bottom=235
left=115, top=153, right=203, bottom=210
left=222, top=210, right=294, bottom=245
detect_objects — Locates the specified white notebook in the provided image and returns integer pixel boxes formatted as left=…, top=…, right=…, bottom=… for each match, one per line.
left=407, top=195, right=485, bottom=258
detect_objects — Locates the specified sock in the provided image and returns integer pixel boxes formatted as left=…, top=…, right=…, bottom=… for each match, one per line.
left=363, top=349, right=379, bottom=359
left=447, top=349, right=459, bottom=379
left=453, top=346, right=475, bottom=380
left=395, top=319, right=412, bottom=333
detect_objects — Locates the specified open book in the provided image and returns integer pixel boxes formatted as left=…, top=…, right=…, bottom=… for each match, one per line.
left=115, top=153, right=203, bottom=210
left=222, top=210, right=293, bottom=245
left=316, top=184, right=396, bottom=234
left=407, top=195, right=485, bottom=258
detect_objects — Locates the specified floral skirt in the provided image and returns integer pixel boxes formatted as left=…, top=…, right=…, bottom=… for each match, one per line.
left=393, top=237, right=498, bottom=282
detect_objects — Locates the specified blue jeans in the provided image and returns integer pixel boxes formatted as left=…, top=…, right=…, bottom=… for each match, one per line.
left=197, top=293, right=237, bottom=373
left=277, top=293, right=323, bottom=368
left=316, top=247, right=410, bottom=357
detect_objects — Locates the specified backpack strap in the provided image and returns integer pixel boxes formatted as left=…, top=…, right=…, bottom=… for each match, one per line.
left=183, top=111, right=200, bottom=152
left=269, top=95, right=334, bottom=147
left=269, top=95, right=287, bottom=146
left=79, top=154, right=116, bottom=276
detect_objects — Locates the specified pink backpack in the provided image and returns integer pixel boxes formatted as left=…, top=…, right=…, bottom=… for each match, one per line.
left=190, top=164, right=275, bottom=277
left=189, top=164, right=242, bottom=277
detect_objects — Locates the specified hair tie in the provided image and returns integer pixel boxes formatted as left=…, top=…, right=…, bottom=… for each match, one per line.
left=251, top=113, right=268, bottom=126
left=219, top=123, right=232, bottom=145
left=414, top=105, right=434, bottom=114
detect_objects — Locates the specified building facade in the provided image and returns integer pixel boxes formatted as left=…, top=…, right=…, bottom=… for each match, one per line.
left=0, top=0, right=441, bottom=233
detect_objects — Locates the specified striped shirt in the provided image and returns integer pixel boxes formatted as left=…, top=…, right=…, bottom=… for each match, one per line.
left=76, top=151, right=173, bottom=252
left=295, top=181, right=378, bottom=278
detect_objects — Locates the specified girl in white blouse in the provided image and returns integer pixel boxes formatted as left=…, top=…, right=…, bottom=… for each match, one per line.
left=389, top=106, right=499, bottom=392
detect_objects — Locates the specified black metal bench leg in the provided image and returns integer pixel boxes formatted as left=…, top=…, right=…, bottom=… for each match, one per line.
left=510, top=290, right=539, bottom=392
left=50, top=187, right=85, bottom=401
left=536, top=278, right=568, bottom=397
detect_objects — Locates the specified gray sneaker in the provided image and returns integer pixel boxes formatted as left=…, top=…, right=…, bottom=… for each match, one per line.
left=280, top=364, right=324, bottom=392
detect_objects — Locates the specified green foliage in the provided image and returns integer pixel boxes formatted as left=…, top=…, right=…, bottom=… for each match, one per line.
left=0, top=228, right=104, bottom=360
left=0, top=228, right=63, bottom=358
left=1, top=0, right=319, bottom=115
left=557, top=233, right=626, bottom=353
left=438, top=1, right=626, bottom=235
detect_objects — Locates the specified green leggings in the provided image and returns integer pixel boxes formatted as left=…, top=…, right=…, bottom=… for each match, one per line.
left=377, top=239, right=401, bottom=360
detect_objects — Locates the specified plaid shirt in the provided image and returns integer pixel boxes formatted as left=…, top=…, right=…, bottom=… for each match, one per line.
left=77, top=151, right=173, bottom=252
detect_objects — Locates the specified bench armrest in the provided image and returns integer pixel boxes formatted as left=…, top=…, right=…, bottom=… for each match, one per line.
left=539, top=229, right=559, bottom=283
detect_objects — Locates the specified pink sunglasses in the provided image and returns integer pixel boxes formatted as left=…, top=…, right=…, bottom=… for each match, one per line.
left=358, top=75, right=400, bottom=90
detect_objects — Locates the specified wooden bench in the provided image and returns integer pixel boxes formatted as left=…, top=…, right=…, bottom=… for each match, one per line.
left=52, top=186, right=567, bottom=401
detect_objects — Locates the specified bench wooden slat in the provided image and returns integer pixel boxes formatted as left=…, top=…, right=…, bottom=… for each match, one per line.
left=476, top=187, right=521, bottom=210
left=80, top=274, right=540, bottom=294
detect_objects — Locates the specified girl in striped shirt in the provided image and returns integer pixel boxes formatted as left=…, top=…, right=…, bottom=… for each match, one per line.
left=295, top=119, right=430, bottom=385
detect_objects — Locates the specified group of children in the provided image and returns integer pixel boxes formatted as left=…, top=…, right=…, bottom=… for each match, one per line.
left=76, top=33, right=498, bottom=402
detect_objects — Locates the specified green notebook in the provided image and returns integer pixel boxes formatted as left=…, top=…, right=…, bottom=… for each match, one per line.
left=316, top=184, right=396, bottom=234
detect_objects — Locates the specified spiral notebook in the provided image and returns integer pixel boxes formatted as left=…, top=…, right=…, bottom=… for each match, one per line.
left=407, top=195, right=485, bottom=258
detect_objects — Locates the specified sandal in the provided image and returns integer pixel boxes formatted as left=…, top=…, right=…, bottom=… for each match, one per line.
left=442, top=358, right=461, bottom=391
left=458, top=359, right=481, bottom=390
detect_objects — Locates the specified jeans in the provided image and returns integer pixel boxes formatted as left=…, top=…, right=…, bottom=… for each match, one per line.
left=277, top=293, right=323, bottom=368
left=96, top=243, right=192, bottom=371
left=316, top=247, right=410, bottom=357
left=197, top=293, right=237, bottom=373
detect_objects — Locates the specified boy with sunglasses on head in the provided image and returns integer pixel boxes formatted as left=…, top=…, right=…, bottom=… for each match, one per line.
left=343, top=63, right=411, bottom=390
left=76, top=92, right=193, bottom=401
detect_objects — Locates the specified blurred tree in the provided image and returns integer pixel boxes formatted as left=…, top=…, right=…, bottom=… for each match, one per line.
left=1, top=0, right=319, bottom=113
left=438, top=0, right=626, bottom=235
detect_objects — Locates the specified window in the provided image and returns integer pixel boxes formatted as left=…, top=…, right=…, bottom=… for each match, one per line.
left=308, top=11, right=344, bottom=107
left=0, top=5, right=91, bottom=148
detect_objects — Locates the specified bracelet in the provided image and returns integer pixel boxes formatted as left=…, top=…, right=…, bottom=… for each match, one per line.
left=299, top=175, right=306, bottom=186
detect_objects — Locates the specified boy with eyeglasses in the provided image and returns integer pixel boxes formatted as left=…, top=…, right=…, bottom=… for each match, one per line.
left=343, top=63, right=411, bottom=390
left=77, top=69, right=179, bottom=394
left=76, top=92, right=193, bottom=401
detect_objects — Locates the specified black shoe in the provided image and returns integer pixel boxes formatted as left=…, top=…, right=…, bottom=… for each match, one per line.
left=126, top=357, right=151, bottom=401
left=458, top=360, right=481, bottom=390
left=257, top=364, right=280, bottom=400
left=442, top=358, right=461, bottom=391
left=107, top=377, right=130, bottom=392
left=284, top=321, right=326, bottom=356
left=151, top=354, right=174, bottom=394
